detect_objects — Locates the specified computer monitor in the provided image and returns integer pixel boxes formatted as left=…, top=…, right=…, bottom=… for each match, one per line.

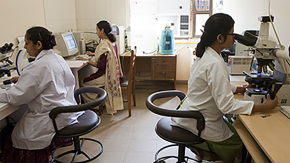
left=55, top=32, right=78, bottom=57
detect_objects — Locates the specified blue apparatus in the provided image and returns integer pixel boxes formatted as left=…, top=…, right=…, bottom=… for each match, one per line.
left=159, top=28, right=174, bottom=54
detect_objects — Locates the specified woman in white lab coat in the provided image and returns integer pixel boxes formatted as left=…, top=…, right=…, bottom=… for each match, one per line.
left=77, top=20, right=124, bottom=115
left=0, top=26, right=84, bottom=163
left=171, top=13, right=278, bottom=163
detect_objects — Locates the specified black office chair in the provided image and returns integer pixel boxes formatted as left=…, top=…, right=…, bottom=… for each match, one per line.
left=49, top=87, right=107, bottom=163
left=146, top=90, right=207, bottom=163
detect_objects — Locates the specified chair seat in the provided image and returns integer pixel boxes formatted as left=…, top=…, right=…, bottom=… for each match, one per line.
left=155, top=117, right=205, bottom=145
left=120, top=79, right=128, bottom=87
left=58, top=110, right=100, bottom=137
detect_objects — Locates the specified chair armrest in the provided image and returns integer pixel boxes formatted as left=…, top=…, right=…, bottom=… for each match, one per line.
left=74, top=87, right=107, bottom=104
left=146, top=90, right=205, bottom=132
left=49, top=87, right=107, bottom=133
left=50, top=87, right=106, bottom=119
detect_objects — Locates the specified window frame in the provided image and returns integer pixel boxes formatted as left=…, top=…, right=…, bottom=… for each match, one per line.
left=191, top=0, right=213, bottom=38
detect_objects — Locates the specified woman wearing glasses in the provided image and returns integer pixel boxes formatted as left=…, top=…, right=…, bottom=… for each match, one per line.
left=171, top=13, right=278, bottom=163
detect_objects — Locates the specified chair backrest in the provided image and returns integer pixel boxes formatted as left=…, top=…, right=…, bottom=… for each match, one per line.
left=49, top=87, right=107, bottom=134
left=127, top=47, right=136, bottom=90
left=146, top=90, right=205, bottom=138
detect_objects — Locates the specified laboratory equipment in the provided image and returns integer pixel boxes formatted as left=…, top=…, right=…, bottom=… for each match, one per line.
left=0, top=43, right=15, bottom=77
left=73, top=31, right=86, bottom=55
left=15, top=48, right=36, bottom=76
left=112, top=25, right=125, bottom=55
left=54, top=32, right=79, bottom=58
left=157, top=0, right=190, bottom=38
left=234, top=16, right=290, bottom=107
left=228, top=56, right=253, bottom=75
left=159, top=26, right=174, bottom=54
left=14, top=38, right=37, bottom=76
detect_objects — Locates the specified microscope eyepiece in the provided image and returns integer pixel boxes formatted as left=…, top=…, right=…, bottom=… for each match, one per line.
left=234, top=32, right=258, bottom=46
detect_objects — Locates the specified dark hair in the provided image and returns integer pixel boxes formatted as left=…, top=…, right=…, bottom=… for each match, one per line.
left=97, top=20, right=116, bottom=43
left=196, top=13, right=235, bottom=58
left=26, top=26, right=56, bottom=50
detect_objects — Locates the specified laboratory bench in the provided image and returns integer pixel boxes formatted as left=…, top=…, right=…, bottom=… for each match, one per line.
left=232, top=82, right=290, bottom=163
left=120, top=52, right=177, bottom=89
left=0, top=70, right=18, bottom=121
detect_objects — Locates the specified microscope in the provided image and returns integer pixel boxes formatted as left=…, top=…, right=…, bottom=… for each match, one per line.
left=234, top=16, right=290, bottom=106
left=0, top=43, right=16, bottom=78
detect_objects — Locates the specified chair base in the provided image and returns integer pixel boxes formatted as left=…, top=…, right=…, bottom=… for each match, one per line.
left=50, top=138, right=103, bottom=163
left=154, top=143, right=202, bottom=163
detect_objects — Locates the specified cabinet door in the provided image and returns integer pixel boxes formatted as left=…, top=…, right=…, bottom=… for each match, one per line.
left=152, top=56, right=176, bottom=79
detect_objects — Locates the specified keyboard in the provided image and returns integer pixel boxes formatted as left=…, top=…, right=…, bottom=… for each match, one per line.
left=78, top=54, right=92, bottom=60
left=280, top=106, right=290, bottom=119
left=69, top=54, right=92, bottom=61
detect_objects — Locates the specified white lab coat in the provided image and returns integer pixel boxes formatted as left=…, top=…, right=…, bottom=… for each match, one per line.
left=171, top=47, right=254, bottom=142
left=0, top=50, right=84, bottom=150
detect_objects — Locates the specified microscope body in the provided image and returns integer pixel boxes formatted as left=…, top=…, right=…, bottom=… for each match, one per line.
left=0, top=43, right=16, bottom=78
left=235, top=16, right=290, bottom=105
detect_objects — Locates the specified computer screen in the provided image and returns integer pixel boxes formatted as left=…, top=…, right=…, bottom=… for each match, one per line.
left=55, top=32, right=79, bottom=57
left=64, top=34, right=77, bottom=51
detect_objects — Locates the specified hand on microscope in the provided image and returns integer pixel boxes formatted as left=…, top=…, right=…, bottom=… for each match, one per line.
left=252, top=94, right=278, bottom=113
left=10, top=76, right=20, bottom=84
left=235, top=84, right=254, bottom=94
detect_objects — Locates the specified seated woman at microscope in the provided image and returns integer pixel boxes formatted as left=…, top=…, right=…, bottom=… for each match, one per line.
left=0, top=26, right=84, bottom=163
left=76, top=20, right=124, bottom=115
left=171, top=13, right=278, bottom=163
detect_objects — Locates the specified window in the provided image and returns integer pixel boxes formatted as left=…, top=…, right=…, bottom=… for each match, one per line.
left=191, top=0, right=213, bottom=37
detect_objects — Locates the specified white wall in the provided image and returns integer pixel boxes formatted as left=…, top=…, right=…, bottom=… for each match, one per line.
left=75, top=0, right=129, bottom=32
left=220, top=0, right=290, bottom=48
left=1, top=0, right=289, bottom=81
left=175, top=0, right=290, bottom=81
left=44, top=0, right=77, bottom=33
left=0, top=0, right=46, bottom=46
left=0, top=0, right=78, bottom=46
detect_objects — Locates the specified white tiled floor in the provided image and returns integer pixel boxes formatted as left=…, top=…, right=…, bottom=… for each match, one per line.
left=52, top=80, right=223, bottom=163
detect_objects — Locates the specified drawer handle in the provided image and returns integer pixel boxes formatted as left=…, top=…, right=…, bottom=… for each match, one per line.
left=162, top=65, right=167, bottom=69
left=162, top=72, right=166, bottom=76
left=162, top=58, right=166, bottom=62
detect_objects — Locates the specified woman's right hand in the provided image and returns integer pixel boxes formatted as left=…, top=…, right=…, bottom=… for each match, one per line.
left=252, top=94, right=278, bottom=113
left=10, top=76, right=20, bottom=84
left=76, top=56, right=87, bottom=61
left=263, top=94, right=278, bottom=110
left=86, top=51, right=94, bottom=56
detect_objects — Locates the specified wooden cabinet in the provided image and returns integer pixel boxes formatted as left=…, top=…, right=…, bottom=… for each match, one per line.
left=121, top=53, right=177, bottom=89
left=151, top=56, right=176, bottom=88
left=152, top=57, right=176, bottom=78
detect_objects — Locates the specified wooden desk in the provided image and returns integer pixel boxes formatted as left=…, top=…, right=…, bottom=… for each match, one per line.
left=232, top=92, right=290, bottom=163
left=235, top=108, right=290, bottom=163
left=120, top=52, right=177, bottom=89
